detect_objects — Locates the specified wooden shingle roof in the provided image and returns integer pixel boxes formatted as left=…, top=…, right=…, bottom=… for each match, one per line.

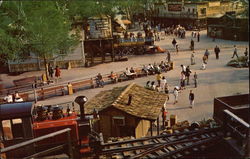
left=85, top=83, right=167, bottom=120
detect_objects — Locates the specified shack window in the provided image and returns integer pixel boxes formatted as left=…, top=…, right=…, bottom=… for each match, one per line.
left=1, top=119, right=24, bottom=140
left=2, top=120, right=13, bottom=140
left=113, top=116, right=125, bottom=126
left=12, top=118, right=24, bottom=138
left=200, top=8, right=206, bottom=15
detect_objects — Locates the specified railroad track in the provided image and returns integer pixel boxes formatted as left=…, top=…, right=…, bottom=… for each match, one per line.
left=97, top=127, right=223, bottom=159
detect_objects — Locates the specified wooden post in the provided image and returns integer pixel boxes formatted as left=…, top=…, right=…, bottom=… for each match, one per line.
left=111, top=40, right=114, bottom=62
left=245, top=128, right=250, bottom=158
left=157, top=118, right=160, bottom=135
left=67, top=131, right=73, bottom=159
left=150, top=121, right=153, bottom=136
left=41, top=88, right=44, bottom=100
left=33, top=88, right=37, bottom=103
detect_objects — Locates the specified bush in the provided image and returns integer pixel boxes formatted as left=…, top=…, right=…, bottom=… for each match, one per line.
left=227, top=56, right=248, bottom=68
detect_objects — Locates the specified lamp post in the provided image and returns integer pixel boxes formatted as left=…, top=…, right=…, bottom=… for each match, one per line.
left=74, top=96, right=88, bottom=120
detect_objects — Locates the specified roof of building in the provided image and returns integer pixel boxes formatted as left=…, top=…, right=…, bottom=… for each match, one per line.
left=85, top=83, right=167, bottom=120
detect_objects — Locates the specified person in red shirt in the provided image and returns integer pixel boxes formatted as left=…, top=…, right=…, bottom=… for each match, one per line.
left=162, top=107, right=167, bottom=128
left=55, top=66, right=61, bottom=79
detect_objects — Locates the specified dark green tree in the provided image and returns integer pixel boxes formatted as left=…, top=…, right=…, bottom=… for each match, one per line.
left=0, top=1, right=78, bottom=77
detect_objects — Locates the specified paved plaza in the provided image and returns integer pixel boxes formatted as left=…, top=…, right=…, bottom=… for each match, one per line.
left=0, top=30, right=249, bottom=123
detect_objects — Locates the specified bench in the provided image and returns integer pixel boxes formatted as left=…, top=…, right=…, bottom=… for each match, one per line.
left=72, top=79, right=95, bottom=93
left=135, top=68, right=147, bottom=77
left=19, top=93, right=29, bottom=101
left=0, top=84, right=3, bottom=95
left=13, top=76, right=37, bottom=87
left=37, top=86, right=65, bottom=100
left=118, top=72, right=131, bottom=82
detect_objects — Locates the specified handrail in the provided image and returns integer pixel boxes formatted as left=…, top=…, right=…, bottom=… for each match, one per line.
left=0, top=62, right=162, bottom=101
left=0, top=128, right=71, bottom=154
left=224, top=109, right=250, bottom=128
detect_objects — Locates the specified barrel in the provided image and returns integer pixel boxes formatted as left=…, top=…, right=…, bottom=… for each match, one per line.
left=170, top=114, right=177, bottom=127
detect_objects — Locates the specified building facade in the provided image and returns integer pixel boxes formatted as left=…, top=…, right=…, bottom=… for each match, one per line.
left=207, top=13, right=249, bottom=41
left=153, top=0, right=245, bottom=29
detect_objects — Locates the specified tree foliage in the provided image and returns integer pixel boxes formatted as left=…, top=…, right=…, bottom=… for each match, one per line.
left=0, top=1, right=78, bottom=65
left=0, top=0, right=157, bottom=65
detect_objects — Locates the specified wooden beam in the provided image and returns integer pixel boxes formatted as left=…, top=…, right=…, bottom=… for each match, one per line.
left=157, top=118, right=160, bottom=135
left=101, top=127, right=221, bottom=146
left=150, top=121, right=153, bottom=136
left=22, top=145, right=66, bottom=159
left=0, top=128, right=71, bottom=153
left=224, top=109, right=249, bottom=128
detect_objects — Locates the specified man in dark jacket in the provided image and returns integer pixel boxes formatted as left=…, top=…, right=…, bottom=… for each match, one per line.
left=190, top=39, right=194, bottom=51
left=214, top=45, right=220, bottom=59
left=189, top=90, right=195, bottom=108
left=185, top=66, right=192, bottom=85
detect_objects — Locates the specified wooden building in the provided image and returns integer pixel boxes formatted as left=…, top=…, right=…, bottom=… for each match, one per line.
left=153, top=0, right=245, bottom=29
left=84, top=83, right=167, bottom=141
left=207, top=13, right=249, bottom=41
left=84, top=15, right=114, bottom=66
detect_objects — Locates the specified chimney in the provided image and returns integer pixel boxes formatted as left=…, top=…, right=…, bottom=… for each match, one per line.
left=127, top=94, right=132, bottom=105
left=74, top=96, right=88, bottom=120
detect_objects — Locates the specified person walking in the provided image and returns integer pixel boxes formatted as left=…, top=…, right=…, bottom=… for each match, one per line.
left=191, top=52, right=195, bottom=65
left=173, top=86, right=179, bottom=104
left=166, top=51, right=171, bottom=62
left=189, top=90, right=195, bottom=108
left=160, top=76, right=167, bottom=92
left=180, top=64, right=186, bottom=73
left=214, top=45, right=220, bottom=59
left=161, top=107, right=167, bottom=128
left=180, top=71, right=186, bottom=90
left=156, top=73, right=162, bottom=86
left=176, top=43, right=179, bottom=54
left=48, top=65, right=54, bottom=78
left=232, top=45, right=239, bottom=58
left=55, top=66, right=61, bottom=80
left=204, top=49, right=210, bottom=61
left=197, top=32, right=200, bottom=42
left=185, top=66, right=192, bottom=85
left=190, top=39, right=194, bottom=51
left=244, top=48, right=248, bottom=57
left=172, top=38, right=177, bottom=48
left=194, top=72, right=198, bottom=88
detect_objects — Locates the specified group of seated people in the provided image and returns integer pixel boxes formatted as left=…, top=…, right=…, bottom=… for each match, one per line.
left=4, top=91, right=23, bottom=103
left=125, top=67, right=137, bottom=79
left=142, top=61, right=171, bottom=75
left=100, top=61, right=172, bottom=87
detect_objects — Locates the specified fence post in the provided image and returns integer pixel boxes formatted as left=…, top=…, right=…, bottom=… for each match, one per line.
left=33, top=88, right=37, bottom=103
left=67, top=130, right=73, bottom=159
left=41, top=88, right=44, bottom=100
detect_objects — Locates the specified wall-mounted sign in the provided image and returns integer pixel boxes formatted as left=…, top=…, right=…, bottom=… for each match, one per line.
left=168, top=4, right=182, bottom=11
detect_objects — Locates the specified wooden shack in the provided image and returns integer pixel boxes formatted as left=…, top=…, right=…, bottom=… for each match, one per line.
left=207, top=13, right=249, bottom=41
left=85, top=83, right=167, bottom=141
left=84, top=15, right=114, bottom=65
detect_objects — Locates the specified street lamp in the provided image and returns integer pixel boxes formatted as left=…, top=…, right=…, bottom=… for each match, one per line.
left=74, top=96, right=88, bottom=120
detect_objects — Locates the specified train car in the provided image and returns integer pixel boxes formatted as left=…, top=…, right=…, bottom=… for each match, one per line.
left=0, top=96, right=100, bottom=158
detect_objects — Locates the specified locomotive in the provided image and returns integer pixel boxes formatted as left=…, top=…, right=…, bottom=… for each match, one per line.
left=0, top=96, right=101, bottom=159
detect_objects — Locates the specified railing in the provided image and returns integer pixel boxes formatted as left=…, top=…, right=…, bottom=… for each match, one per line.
left=223, top=109, right=250, bottom=157
left=1, top=62, right=173, bottom=103
left=0, top=128, right=74, bottom=159
left=157, top=12, right=199, bottom=18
